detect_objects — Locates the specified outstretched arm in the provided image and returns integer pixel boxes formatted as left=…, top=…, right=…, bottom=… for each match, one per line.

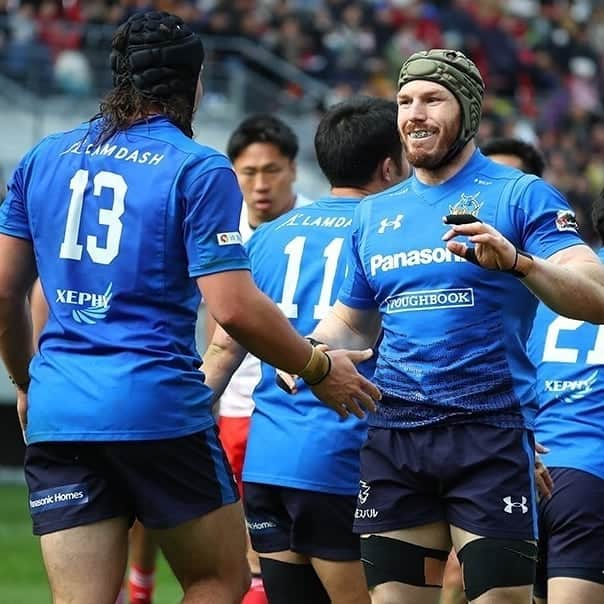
left=443, top=219, right=604, bottom=323
left=311, top=301, right=382, bottom=350
left=198, top=270, right=380, bottom=418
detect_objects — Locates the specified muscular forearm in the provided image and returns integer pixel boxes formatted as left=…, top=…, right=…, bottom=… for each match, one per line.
left=221, top=289, right=314, bottom=375
left=0, top=297, right=34, bottom=386
left=311, top=302, right=380, bottom=350
left=523, top=258, right=604, bottom=323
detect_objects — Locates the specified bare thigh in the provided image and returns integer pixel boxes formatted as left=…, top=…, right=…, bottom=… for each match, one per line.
left=312, top=557, right=370, bottom=604
left=41, top=516, right=130, bottom=604
left=149, top=500, right=250, bottom=603
left=546, top=577, right=604, bottom=604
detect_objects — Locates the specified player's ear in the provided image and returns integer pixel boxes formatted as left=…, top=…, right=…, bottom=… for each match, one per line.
left=381, top=157, right=393, bottom=183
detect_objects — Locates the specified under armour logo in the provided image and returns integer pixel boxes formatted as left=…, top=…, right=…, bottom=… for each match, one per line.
left=503, top=496, right=528, bottom=514
left=358, top=480, right=371, bottom=505
left=378, top=214, right=403, bottom=234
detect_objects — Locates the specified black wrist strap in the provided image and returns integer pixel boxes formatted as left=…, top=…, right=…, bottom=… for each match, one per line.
left=305, top=336, right=325, bottom=347
left=505, top=248, right=533, bottom=278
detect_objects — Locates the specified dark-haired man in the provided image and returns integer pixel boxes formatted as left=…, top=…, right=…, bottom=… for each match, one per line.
left=213, top=114, right=311, bottom=497
left=0, top=11, right=379, bottom=603
left=481, top=137, right=545, bottom=177
left=211, top=113, right=311, bottom=604
left=307, top=49, right=604, bottom=604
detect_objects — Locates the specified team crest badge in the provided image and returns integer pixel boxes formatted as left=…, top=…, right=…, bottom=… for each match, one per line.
left=449, top=192, right=483, bottom=219
left=555, top=209, right=579, bottom=232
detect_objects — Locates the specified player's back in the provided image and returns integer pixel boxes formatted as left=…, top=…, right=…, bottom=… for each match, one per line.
left=243, top=196, right=369, bottom=495
left=528, top=248, right=604, bottom=480
left=16, top=116, right=243, bottom=443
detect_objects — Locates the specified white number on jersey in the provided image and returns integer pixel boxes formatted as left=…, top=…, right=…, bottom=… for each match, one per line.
left=542, top=316, right=604, bottom=364
left=59, top=169, right=126, bottom=265
left=277, top=236, right=345, bottom=319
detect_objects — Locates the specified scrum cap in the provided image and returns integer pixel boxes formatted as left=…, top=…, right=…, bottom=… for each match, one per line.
left=110, top=11, right=204, bottom=104
left=398, top=49, right=484, bottom=149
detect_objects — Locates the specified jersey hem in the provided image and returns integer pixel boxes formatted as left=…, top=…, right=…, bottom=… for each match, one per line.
left=242, top=473, right=358, bottom=496
left=0, top=226, right=32, bottom=240
left=26, top=419, right=215, bottom=443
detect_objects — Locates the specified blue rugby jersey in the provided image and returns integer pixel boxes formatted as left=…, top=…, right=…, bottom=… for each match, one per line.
left=0, top=116, right=250, bottom=443
left=528, top=248, right=604, bottom=480
left=338, top=150, right=584, bottom=430
left=242, top=196, right=371, bottom=495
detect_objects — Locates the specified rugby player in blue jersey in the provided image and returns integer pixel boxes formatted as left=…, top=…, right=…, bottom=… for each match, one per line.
left=441, top=137, right=551, bottom=604
left=0, top=11, right=379, bottom=604
left=528, top=192, right=604, bottom=604
left=203, top=96, right=408, bottom=604
left=307, top=49, right=604, bottom=604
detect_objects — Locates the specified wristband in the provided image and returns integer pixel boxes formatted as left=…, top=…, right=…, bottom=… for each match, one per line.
left=303, top=352, right=332, bottom=387
left=299, top=346, right=331, bottom=386
left=505, top=248, right=534, bottom=278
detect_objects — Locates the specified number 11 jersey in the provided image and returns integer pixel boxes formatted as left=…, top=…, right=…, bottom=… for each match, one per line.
left=243, top=196, right=371, bottom=495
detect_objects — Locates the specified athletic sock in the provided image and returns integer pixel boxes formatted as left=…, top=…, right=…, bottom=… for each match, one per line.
left=241, top=574, right=268, bottom=604
left=128, top=564, right=156, bottom=604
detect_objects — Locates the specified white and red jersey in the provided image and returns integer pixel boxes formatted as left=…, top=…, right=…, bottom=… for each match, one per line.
left=219, top=193, right=312, bottom=418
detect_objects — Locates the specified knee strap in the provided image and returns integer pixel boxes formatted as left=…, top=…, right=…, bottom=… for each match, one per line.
left=259, top=558, right=330, bottom=604
left=457, top=538, right=537, bottom=601
left=361, top=535, right=449, bottom=589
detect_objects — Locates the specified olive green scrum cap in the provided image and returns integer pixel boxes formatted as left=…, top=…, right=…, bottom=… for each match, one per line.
left=398, top=49, right=485, bottom=148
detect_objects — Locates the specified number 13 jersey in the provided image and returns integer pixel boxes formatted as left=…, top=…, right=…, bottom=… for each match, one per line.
left=0, top=116, right=250, bottom=443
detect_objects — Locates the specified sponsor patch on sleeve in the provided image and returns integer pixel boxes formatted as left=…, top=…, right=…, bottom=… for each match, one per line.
left=555, top=209, right=579, bottom=232
left=216, top=231, right=243, bottom=246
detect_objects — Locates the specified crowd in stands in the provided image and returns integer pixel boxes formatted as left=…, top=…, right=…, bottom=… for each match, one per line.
left=0, top=0, right=603, bottom=243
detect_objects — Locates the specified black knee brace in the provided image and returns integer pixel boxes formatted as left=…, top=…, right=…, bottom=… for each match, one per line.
left=361, top=535, right=449, bottom=589
left=259, top=558, right=330, bottom=604
left=457, top=538, right=537, bottom=601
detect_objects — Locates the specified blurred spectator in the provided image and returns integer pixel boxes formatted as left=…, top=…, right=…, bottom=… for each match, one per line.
left=0, top=0, right=603, bottom=220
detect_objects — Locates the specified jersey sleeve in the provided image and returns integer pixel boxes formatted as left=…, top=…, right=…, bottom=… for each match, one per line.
left=337, top=206, right=376, bottom=309
left=511, top=177, right=584, bottom=258
left=0, top=158, right=32, bottom=240
left=183, top=164, right=250, bottom=278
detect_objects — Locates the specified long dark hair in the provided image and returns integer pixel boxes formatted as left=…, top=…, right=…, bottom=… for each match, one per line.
left=91, top=80, right=195, bottom=144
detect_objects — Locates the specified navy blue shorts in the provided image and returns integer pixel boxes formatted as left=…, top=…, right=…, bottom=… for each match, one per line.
left=354, top=424, right=538, bottom=540
left=534, top=467, right=604, bottom=597
left=243, top=482, right=360, bottom=561
left=25, top=426, right=238, bottom=536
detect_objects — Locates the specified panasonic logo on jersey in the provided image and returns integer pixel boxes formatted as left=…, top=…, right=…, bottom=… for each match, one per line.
left=370, top=247, right=464, bottom=276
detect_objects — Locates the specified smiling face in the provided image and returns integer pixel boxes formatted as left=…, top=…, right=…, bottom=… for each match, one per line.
left=397, top=80, right=462, bottom=170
